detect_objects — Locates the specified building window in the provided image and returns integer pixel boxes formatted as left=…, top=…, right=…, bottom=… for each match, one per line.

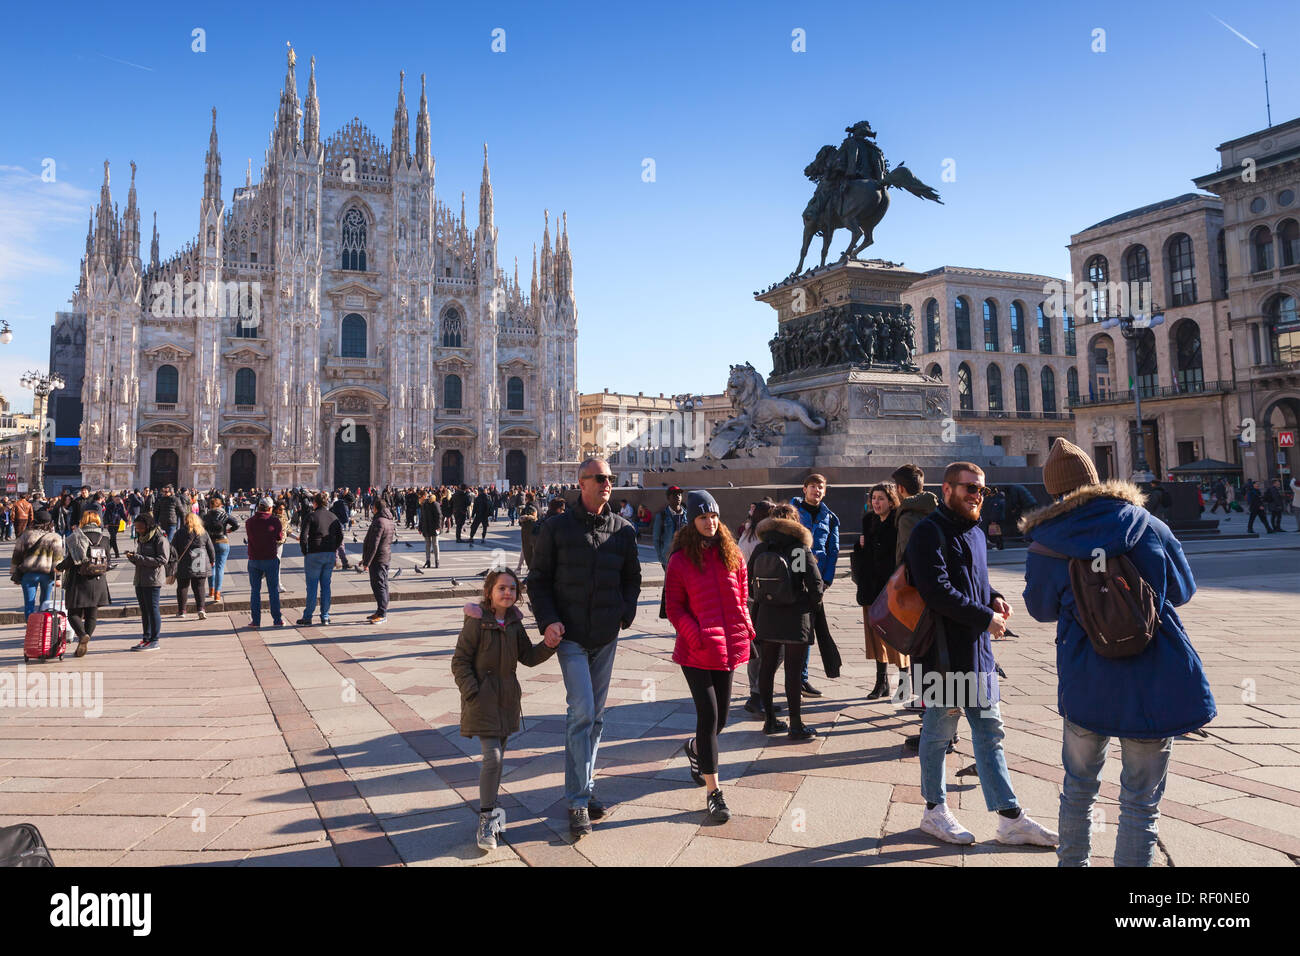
left=1277, top=219, right=1299, bottom=268
left=234, top=368, right=256, bottom=405
left=925, top=299, right=940, bottom=352
left=341, top=313, right=366, bottom=357
left=506, top=376, right=524, bottom=410
left=1174, top=319, right=1204, bottom=392
left=1266, top=294, right=1300, bottom=364
left=341, top=208, right=367, bottom=271
left=156, top=364, right=178, bottom=404
left=954, top=297, right=971, bottom=350
left=1041, top=366, right=1057, bottom=414
left=442, top=308, right=463, bottom=348
left=627, top=448, right=636, bottom=464
left=1037, top=304, right=1053, bottom=354
left=1009, top=301, right=1026, bottom=353
left=1251, top=225, right=1274, bottom=273
left=444, top=374, right=462, bottom=410
left=957, top=363, right=973, bottom=410
left=1086, top=256, right=1109, bottom=320
left=927, top=363, right=942, bottom=380
left=661, top=449, right=670, bottom=464
left=1167, top=234, right=1197, bottom=306
left=1014, top=365, right=1030, bottom=417
left=1123, top=245, right=1150, bottom=312
left=1089, top=335, right=1114, bottom=400
left=1135, top=328, right=1158, bottom=395
left=982, top=299, right=999, bottom=351
left=986, top=364, right=1003, bottom=412
left=1067, top=366, right=1080, bottom=406
left=1064, top=309, right=1076, bottom=356
left=1217, top=229, right=1228, bottom=294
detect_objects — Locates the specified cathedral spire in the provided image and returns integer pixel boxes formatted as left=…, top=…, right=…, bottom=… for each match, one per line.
left=391, top=70, right=410, bottom=164
left=415, top=73, right=431, bottom=170
left=245, top=158, right=252, bottom=188
left=531, top=243, right=538, bottom=301
left=204, top=107, right=221, bottom=207
left=478, top=143, right=494, bottom=228
left=94, top=160, right=114, bottom=260
left=557, top=210, right=573, bottom=298
left=276, top=42, right=301, bottom=154
left=302, top=55, right=320, bottom=151
left=150, top=211, right=160, bottom=272
left=541, top=209, right=554, bottom=297
left=123, top=160, right=141, bottom=262
left=85, top=209, right=93, bottom=258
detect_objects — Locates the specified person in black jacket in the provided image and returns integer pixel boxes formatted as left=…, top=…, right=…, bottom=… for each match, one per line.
left=418, top=491, right=442, bottom=568
left=330, top=492, right=353, bottom=569
left=360, top=500, right=397, bottom=623
left=469, top=486, right=492, bottom=545
left=298, top=493, right=343, bottom=625
left=58, top=511, right=113, bottom=657
left=172, top=513, right=216, bottom=620
left=1245, top=479, right=1266, bottom=534
left=526, top=458, right=641, bottom=838
left=853, top=482, right=906, bottom=700
left=202, top=495, right=240, bottom=603
left=453, top=485, right=471, bottom=542
left=103, top=493, right=127, bottom=557
left=152, top=485, right=185, bottom=543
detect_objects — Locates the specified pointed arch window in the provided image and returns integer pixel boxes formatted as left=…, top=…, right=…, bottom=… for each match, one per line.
left=235, top=367, right=256, bottom=405
left=341, top=208, right=367, bottom=271
left=442, top=308, right=463, bottom=348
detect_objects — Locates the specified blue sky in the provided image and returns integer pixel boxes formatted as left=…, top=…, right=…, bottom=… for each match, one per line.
left=1, top=0, right=1297, bottom=411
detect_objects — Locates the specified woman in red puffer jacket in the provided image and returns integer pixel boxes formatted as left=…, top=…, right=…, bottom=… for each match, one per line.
left=665, top=490, right=755, bottom=825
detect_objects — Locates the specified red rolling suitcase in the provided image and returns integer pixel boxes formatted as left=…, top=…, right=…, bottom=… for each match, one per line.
left=23, top=591, right=68, bottom=663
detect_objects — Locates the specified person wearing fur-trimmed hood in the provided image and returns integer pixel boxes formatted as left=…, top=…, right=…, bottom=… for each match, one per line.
left=1020, top=438, right=1215, bottom=867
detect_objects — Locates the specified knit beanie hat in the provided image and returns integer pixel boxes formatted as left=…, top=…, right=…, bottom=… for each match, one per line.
left=685, top=490, right=719, bottom=520
left=1044, top=437, right=1099, bottom=496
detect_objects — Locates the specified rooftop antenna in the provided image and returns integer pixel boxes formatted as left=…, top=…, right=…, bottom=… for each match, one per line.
left=1211, top=15, right=1270, bottom=128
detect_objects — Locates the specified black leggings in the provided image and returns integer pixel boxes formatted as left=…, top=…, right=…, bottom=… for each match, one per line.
left=758, top=640, right=804, bottom=726
left=681, top=666, right=733, bottom=775
left=68, top=606, right=99, bottom=642
left=176, top=578, right=205, bottom=615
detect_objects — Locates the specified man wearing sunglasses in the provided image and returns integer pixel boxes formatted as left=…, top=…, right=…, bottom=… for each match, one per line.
left=526, top=457, right=642, bottom=839
left=904, top=461, right=1057, bottom=849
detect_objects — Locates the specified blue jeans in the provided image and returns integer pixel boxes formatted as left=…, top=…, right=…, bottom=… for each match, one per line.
left=919, top=701, right=1018, bottom=812
left=556, top=638, right=618, bottom=808
left=247, top=559, right=282, bottom=627
left=1058, top=718, right=1173, bottom=867
left=20, top=571, right=54, bottom=616
left=209, top=540, right=231, bottom=593
left=302, top=552, right=334, bottom=620
left=135, top=586, right=161, bottom=641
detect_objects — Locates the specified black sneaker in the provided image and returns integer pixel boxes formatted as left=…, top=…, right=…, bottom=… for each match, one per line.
left=743, top=695, right=764, bottom=717
left=762, top=716, right=789, bottom=734
left=788, top=723, right=818, bottom=741
left=587, top=797, right=606, bottom=820
left=569, top=807, right=592, bottom=838
left=295, top=618, right=313, bottom=626
left=706, top=789, right=731, bottom=824
left=684, top=737, right=705, bottom=786
left=801, top=680, right=823, bottom=697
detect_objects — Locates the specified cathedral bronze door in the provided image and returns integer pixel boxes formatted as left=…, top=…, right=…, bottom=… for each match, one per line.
left=334, top=425, right=371, bottom=491
left=150, top=449, right=179, bottom=489
left=506, top=450, right=527, bottom=489
left=230, top=450, right=256, bottom=491
left=441, top=449, right=464, bottom=487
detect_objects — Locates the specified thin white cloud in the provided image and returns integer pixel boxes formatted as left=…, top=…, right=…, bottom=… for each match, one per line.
left=95, top=52, right=154, bottom=72
left=1211, top=14, right=1260, bottom=49
left=0, top=164, right=93, bottom=309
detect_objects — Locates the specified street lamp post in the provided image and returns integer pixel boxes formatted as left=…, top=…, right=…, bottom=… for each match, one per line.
left=1101, top=309, right=1165, bottom=483
left=20, top=369, right=66, bottom=496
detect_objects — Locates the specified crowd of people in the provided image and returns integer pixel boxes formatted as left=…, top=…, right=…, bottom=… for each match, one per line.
left=6, top=450, right=1224, bottom=865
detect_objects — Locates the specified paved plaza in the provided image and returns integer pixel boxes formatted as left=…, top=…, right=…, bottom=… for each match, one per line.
left=1, top=522, right=1298, bottom=867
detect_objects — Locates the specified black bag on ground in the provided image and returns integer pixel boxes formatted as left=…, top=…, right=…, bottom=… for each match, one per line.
left=0, top=823, right=55, bottom=867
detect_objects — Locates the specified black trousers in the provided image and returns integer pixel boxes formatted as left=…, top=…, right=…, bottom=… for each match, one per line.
left=455, top=515, right=467, bottom=541
left=369, top=563, right=389, bottom=616
left=681, top=666, right=733, bottom=775
left=107, top=526, right=120, bottom=556
left=470, top=515, right=489, bottom=540
left=758, top=640, right=804, bottom=726
left=176, top=577, right=205, bottom=615
left=68, top=606, right=99, bottom=643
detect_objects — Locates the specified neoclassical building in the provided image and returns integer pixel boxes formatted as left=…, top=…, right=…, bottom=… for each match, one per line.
left=70, top=47, right=579, bottom=492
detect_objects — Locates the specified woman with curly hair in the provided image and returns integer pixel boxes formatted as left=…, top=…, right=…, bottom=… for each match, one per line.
left=664, top=490, right=755, bottom=824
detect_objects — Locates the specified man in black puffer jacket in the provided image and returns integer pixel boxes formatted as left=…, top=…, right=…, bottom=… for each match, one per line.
left=527, top=458, right=641, bottom=838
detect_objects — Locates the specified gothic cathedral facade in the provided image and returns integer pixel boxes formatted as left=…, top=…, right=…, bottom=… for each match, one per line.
left=73, top=47, right=579, bottom=493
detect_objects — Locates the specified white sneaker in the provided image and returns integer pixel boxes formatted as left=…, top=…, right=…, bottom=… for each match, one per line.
left=996, top=810, right=1059, bottom=847
left=198, top=610, right=207, bottom=620
left=489, top=806, right=506, bottom=841
left=476, top=811, right=496, bottom=851
left=919, top=804, right=975, bottom=844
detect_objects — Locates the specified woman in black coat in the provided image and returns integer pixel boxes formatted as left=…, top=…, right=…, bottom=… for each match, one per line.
left=747, top=503, right=825, bottom=739
left=171, top=513, right=216, bottom=620
left=853, top=482, right=905, bottom=700
left=58, top=511, right=113, bottom=657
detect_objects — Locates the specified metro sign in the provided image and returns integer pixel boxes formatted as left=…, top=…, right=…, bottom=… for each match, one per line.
left=1280, top=431, right=1296, bottom=448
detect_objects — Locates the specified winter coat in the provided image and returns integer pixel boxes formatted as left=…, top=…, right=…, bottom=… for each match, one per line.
left=11, top=527, right=64, bottom=581
left=652, top=505, right=688, bottom=567
left=747, top=516, right=824, bottom=645
left=894, top=490, right=939, bottom=566
left=665, top=542, right=754, bottom=671
left=57, top=526, right=112, bottom=609
left=526, top=498, right=642, bottom=650
left=362, top=503, right=396, bottom=567
left=790, top=496, right=840, bottom=584
left=12, top=497, right=33, bottom=529
left=904, top=504, right=1003, bottom=707
left=518, top=510, right=538, bottom=566
left=152, top=494, right=185, bottom=530
left=853, top=510, right=897, bottom=607
left=128, top=530, right=171, bottom=588
left=300, top=507, right=343, bottom=554
left=1020, top=480, right=1215, bottom=739
left=331, top=498, right=351, bottom=527
left=472, top=492, right=491, bottom=519
left=202, top=507, right=239, bottom=542
left=417, top=499, right=442, bottom=536
left=452, top=490, right=471, bottom=518
left=451, top=602, right=556, bottom=738
left=171, top=528, right=215, bottom=581
left=104, top=498, right=127, bottom=530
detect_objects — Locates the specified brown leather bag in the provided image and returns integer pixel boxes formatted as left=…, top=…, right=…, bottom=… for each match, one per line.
left=867, top=561, right=939, bottom=659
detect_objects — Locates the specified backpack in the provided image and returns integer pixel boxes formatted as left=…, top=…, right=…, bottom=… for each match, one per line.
left=1028, top=542, right=1159, bottom=659
left=78, top=530, right=111, bottom=578
left=750, top=547, right=802, bottom=606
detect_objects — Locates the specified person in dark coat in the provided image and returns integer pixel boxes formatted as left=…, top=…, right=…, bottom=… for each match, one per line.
left=747, top=504, right=824, bottom=738
left=152, top=485, right=185, bottom=543
left=983, top=488, right=1007, bottom=550
left=404, top=488, right=420, bottom=529
left=470, top=487, right=492, bottom=545
left=453, top=485, right=471, bottom=542
left=417, top=492, right=442, bottom=568
left=126, top=512, right=170, bottom=650
left=852, top=482, right=905, bottom=700
left=360, top=500, right=397, bottom=624
left=905, top=460, right=1057, bottom=849
left=171, top=512, right=216, bottom=620
left=103, top=493, right=127, bottom=557
left=1020, top=439, right=1214, bottom=867
left=58, top=511, right=113, bottom=657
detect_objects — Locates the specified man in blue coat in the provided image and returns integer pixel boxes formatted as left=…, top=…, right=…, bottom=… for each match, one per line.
left=1020, top=438, right=1214, bottom=867
left=791, top=474, right=840, bottom=695
left=905, top=461, right=1058, bottom=848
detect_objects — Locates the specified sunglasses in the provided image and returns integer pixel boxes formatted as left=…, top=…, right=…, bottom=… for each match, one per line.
left=584, top=474, right=613, bottom=485
left=953, top=482, right=993, bottom=498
